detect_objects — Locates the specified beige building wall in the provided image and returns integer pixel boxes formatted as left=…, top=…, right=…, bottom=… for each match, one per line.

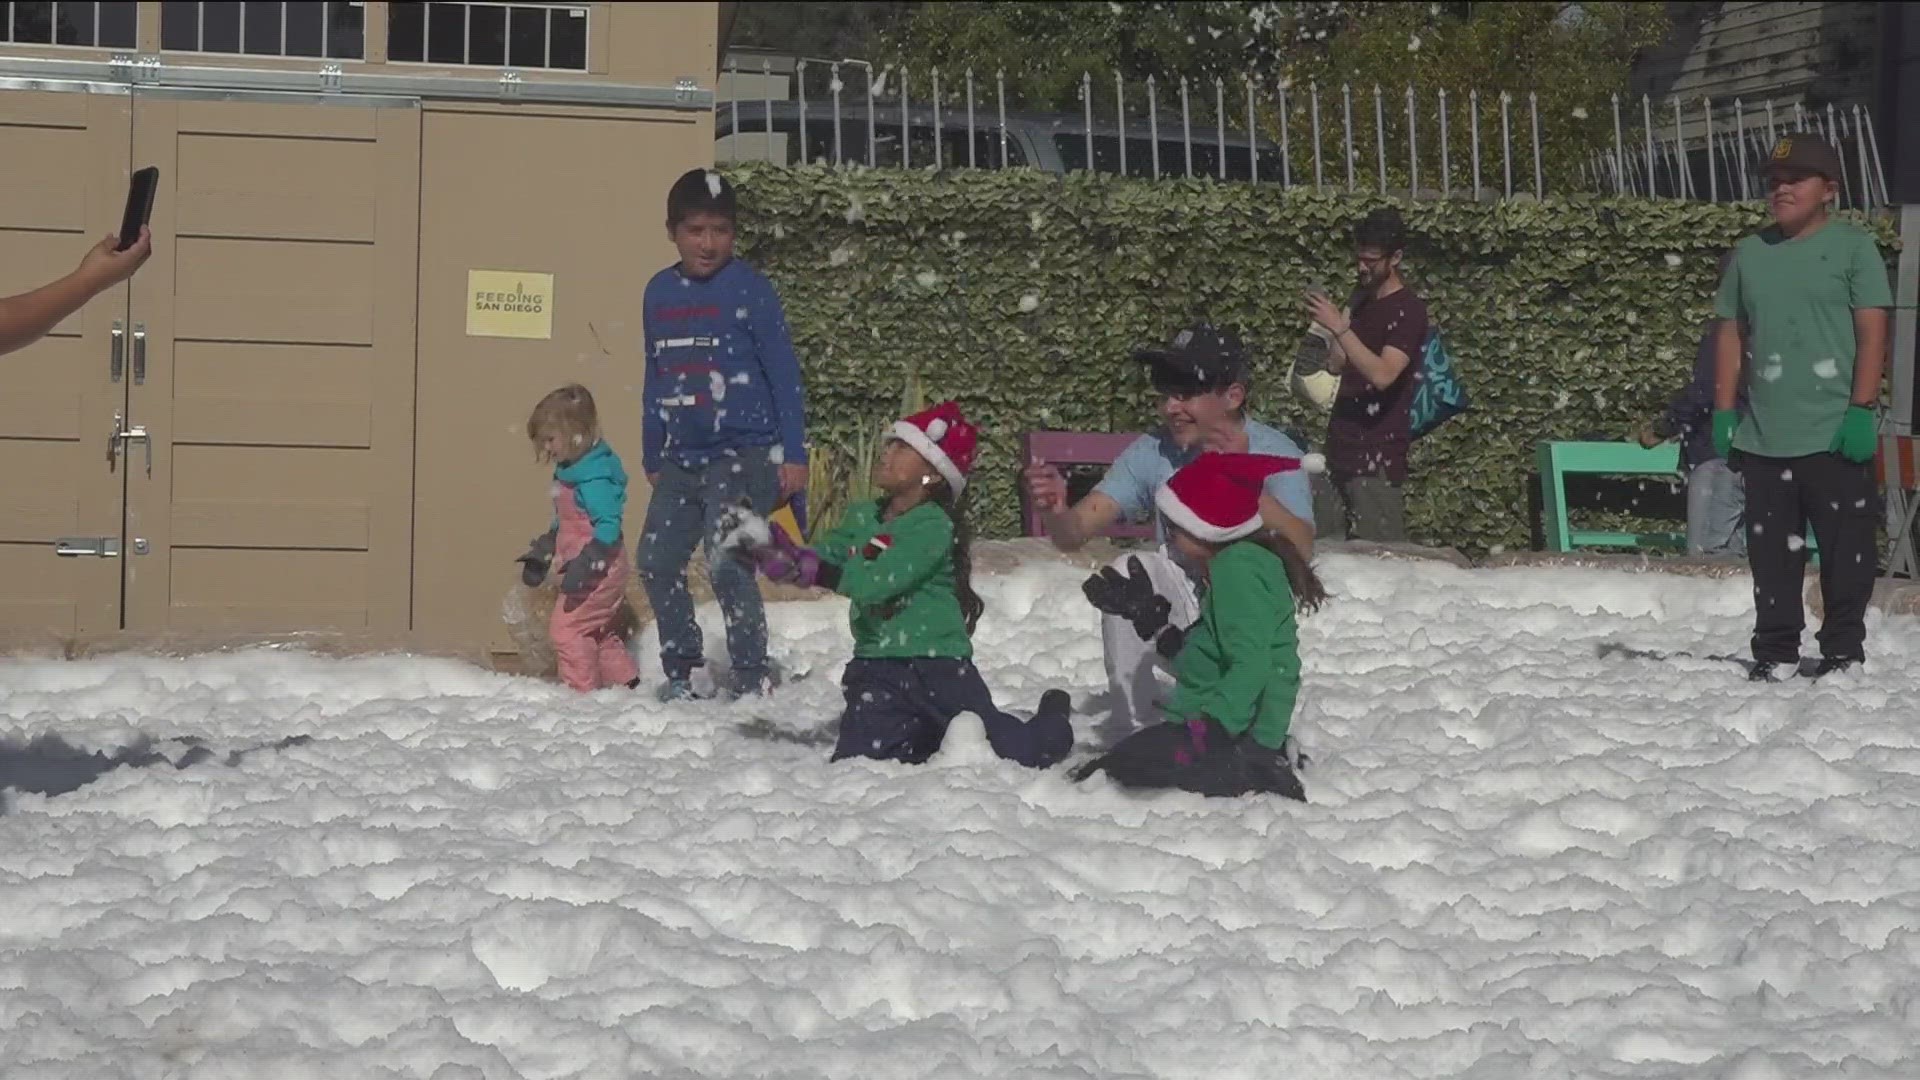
left=0, top=1, right=718, bottom=659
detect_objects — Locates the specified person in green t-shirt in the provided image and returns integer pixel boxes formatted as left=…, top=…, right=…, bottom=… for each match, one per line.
left=1072, top=453, right=1327, bottom=800
left=744, top=401, right=1073, bottom=768
left=1710, top=131, right=1894, bottom=682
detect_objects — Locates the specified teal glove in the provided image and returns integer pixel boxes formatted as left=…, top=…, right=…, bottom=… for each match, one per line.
left=1711, top=409, right=1740, bottom=459
left=1831, top=405, right=1877, bottom=464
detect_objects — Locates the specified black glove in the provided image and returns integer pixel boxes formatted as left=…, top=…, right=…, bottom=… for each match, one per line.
left=516, top=529, right=558, bottom=588
left=1081, top=556, right=1172, bottom=643
left=559, top=539, right=616, bottom=596
left=1154, top=623, right=1188, bottom=660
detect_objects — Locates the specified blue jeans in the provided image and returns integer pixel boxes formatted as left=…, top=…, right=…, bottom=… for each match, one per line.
left=1686, top=458, right=1745, bottom=557
left=638, top=448, right=780, bottom=688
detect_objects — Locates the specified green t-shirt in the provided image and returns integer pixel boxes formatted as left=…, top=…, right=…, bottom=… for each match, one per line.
left=1712, top=217, right=1893, bottom=458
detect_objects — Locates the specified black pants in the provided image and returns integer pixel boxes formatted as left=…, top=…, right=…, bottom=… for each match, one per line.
left=831, top=658, right=1073, bottom=769
left=1732, top=449, right=1879, bottom=663
left=1072, top=716, right=1305, bottom=801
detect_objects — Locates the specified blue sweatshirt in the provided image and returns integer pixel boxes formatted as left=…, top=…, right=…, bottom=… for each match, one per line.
left=552, top=440, right=627, bottom=546
left=1656, top=319, right=1750, bottom=472
left=642, top=258, right=808, bottom=475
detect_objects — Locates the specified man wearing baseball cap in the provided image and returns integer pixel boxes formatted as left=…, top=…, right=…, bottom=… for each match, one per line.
left=1023, top=321, right=1316, bottom=738
left=1710, top=131, right=1894, bottom=682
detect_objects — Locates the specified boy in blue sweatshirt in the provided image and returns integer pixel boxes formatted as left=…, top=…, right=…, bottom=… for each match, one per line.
left=640, top=168, right=810, bottom=701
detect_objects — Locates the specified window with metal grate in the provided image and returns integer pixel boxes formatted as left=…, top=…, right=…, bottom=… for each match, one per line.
left=159, top=1, right=365, bottom=60
left=387, top=2, right=586, bottom=72
left=3, top=1, right=139, bottom=49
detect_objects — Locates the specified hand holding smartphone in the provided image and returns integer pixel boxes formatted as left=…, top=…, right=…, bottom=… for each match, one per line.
left=117, top=166, right=159, bottom=252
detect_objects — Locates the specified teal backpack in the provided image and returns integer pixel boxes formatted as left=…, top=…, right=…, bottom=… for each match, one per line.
left=1408, top=327, right=1470, bottom=438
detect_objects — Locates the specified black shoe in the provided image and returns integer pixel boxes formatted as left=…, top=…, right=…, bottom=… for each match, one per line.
left=1748, top=660, right=1800, bottom=683
left=1812, top=656, right=1863, bottom=680
left=1035, top=689, right=1072, bottom=723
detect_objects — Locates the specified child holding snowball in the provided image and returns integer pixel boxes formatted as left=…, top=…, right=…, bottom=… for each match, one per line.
left=641, top=167, right=810, bottom=702
left=515, top=384, right=641, bottom=693
left=1074, top=452, right=1325, bottom=800
left=741, top=402, right=1073, bottom=768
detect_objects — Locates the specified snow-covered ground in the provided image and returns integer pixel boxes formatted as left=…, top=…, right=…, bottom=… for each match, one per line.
left=4, top=554, right=1919, bottom=1079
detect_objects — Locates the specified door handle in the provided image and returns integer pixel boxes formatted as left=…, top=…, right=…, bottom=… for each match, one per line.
left=110, top=320, right=124, bottom=383
left=54, top=537, right=121, bottom=558
left=106, top=412, right=152, bottom=477
left=132, top=323, right=147, bottom=385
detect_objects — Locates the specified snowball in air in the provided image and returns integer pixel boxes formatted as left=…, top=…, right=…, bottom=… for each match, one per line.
left=1302, top=453, right=1327, bottom=474
left=1018, top=294, right=1040, bottom=313
left=1664, top=253, right=1682, bottom=267
left=704, top=171, right=723, bottom=198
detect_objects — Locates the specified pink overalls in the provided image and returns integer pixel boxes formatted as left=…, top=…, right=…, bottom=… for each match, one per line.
left=550, top=478, right=639, bottom=691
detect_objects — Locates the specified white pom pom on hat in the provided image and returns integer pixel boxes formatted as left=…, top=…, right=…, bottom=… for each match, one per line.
left=891, top=402, right=978, bottom=494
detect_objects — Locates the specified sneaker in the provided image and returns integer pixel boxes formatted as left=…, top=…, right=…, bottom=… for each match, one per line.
left=723, top=668, right=782, bottom=700
left=1812, top=656, right=1863, bottom=680
left=655, top=678, right=703, bottom=703
left=1034, top=689, right=1072, bottom=723
left=1747, top=660, right=1800, bottom=683
left=1281, top=736, right=1312, bottom=772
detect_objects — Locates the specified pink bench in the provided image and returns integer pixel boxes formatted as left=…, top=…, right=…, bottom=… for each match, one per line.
left=1021, top=431, right=1157, bottom=540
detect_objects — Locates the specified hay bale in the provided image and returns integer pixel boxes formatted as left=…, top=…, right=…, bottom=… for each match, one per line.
left=1319, top=539, right=1474, bottom=569
left=1805, top=576, right=1920, bottom=620
left=1478, top=550, right=1763, bottom=579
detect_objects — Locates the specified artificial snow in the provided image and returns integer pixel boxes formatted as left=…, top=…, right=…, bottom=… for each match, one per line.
left=4, top=555, right=1920, bottom=1077
left=711, top=503, right=773, bottom=558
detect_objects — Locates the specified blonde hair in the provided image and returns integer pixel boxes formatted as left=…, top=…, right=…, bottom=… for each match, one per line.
left=527, top=384, right=600, bottom=463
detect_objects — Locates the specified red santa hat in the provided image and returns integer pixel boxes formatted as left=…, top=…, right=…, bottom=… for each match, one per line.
left=892, top=401, right=978, bottom=494
left=1154, top=451, right=1321, bottom=543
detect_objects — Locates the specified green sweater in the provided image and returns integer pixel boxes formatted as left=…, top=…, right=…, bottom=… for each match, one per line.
left=1166, top=541, right=1301, bottom=748
left=815, top=499, right=973, bottom=660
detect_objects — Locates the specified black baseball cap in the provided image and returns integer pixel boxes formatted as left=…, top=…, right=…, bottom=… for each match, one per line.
left=1133, top=322, right=1251, bottom=391
left=1764, top=132, right=1843, bottom=182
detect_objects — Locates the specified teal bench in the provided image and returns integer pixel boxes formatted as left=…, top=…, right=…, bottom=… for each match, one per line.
left=1536, top=441, right=1687, bottom=553
left=1536, top=440, right=1817, bottom=560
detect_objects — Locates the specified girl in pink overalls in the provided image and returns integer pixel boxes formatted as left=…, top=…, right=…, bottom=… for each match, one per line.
left=515, top=385, right=641, bottom=692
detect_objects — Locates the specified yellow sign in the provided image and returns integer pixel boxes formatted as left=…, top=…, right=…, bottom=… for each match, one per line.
left=466, top=270, right=553, bottom=339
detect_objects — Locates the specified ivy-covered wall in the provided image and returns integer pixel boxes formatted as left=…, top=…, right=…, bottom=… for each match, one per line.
left=726, top=165, right=1901, bottom=553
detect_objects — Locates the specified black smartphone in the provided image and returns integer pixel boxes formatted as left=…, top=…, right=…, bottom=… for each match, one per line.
left=116, top=166, right=159, bottom=251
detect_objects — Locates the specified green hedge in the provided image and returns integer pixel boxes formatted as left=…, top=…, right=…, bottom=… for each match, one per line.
left=726, top=164, right=1901, bottom=554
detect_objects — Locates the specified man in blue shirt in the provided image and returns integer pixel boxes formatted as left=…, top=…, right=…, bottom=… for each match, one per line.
left=1023, top=323, right=1315, bottom=738
left=640, top=169, right=810, bottom=701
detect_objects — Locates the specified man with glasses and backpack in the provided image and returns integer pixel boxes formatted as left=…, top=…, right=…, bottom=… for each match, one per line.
left=1305, top=207, right=1434, bottom=542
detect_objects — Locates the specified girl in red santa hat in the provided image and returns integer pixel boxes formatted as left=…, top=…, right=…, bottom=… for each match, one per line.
left=743, top=401, right=1074, bottom=768
left=1074, top=452, right=1327, bottom=799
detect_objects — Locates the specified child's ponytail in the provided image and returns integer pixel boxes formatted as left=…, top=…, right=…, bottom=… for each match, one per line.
left=1260, top=531, right=1329, bottom=614
left=929, top=482, right=986, bottom=635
